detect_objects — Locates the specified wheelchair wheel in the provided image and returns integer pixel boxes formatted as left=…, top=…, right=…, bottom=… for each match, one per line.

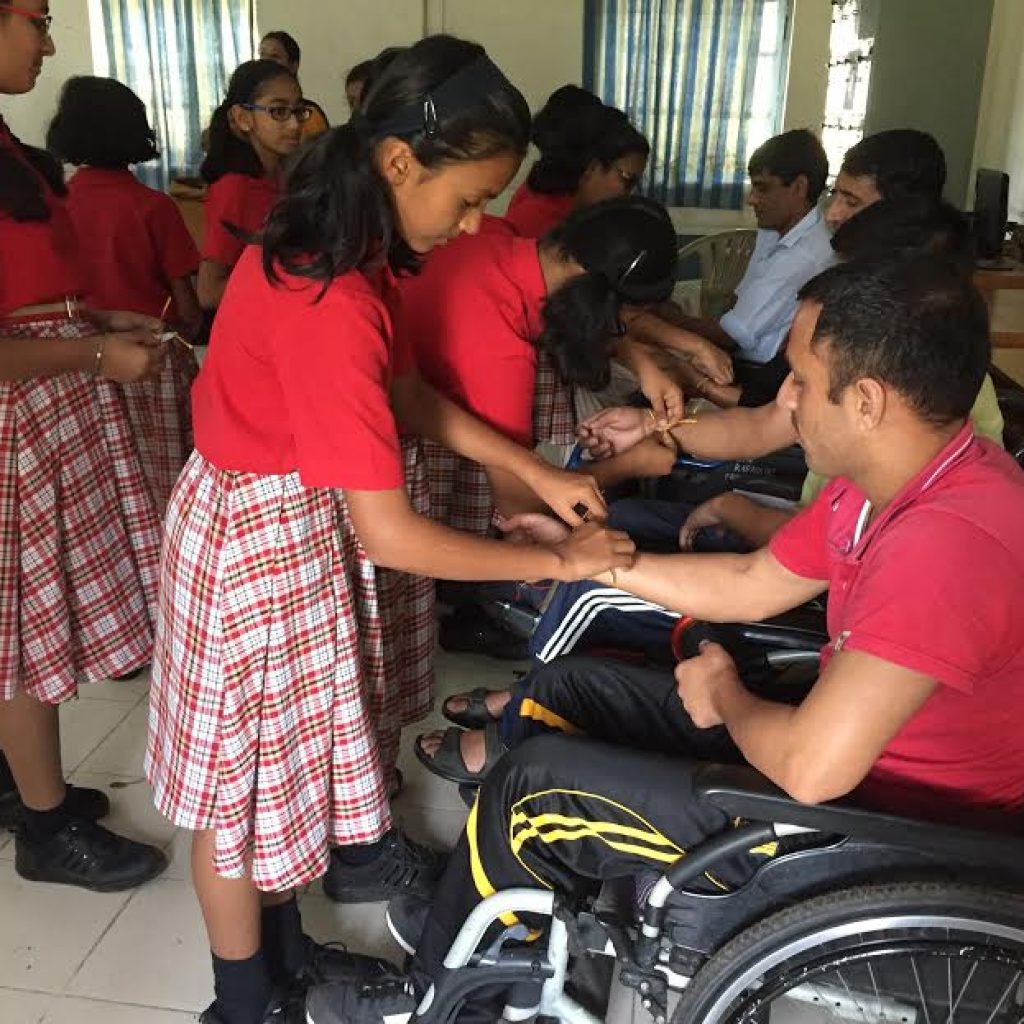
left=672, top=882, right=1024, bottom=1024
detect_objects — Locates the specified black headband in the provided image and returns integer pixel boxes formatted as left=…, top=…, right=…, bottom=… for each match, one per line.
left=369, top=55, right=513, bottom=139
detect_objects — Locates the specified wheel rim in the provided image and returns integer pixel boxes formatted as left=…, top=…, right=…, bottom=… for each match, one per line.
left=697, top=913, right=1024, bottom=1024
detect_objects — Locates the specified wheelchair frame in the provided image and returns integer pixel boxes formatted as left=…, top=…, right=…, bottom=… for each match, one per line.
left=409, top=764, right=1024, bottom=1024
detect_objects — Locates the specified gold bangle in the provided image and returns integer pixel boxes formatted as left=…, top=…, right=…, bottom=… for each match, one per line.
left=92, top=337, right=105, bottom=377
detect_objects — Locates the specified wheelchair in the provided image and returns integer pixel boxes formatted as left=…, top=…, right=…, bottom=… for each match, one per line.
left=408, top=608, right=1024, bottom=1024
left=409, top=761, right=1024, bottom=1024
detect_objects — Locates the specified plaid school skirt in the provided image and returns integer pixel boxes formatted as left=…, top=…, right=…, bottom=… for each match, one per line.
left=533, top=352, right=576, bottom=447
left=146, top=451, right=419, bottom=890
left=121, top=342, right=199, bottom=515
left=420, top=438, right=494, bottom=537
left=0, top=314, right=161, bottom=704
left=370, top=438, right=435, bottom=780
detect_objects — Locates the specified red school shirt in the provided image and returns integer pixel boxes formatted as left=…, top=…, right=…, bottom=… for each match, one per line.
left=192, top=245, right=404, bottom=490
left=769, top=426, right=1024, bottom=823
left=392, top=231, right=547, bottom=448
left=66, top=168, right=199, bottom=318
left=201, top=173, right=279, bottom=269
left=503, top=182, right=574, bottom=239
left=0, top=118, right=82, bottom=316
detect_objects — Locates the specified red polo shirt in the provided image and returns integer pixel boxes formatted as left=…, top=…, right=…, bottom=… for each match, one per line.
left=0, top=119, right=81, bottom=315
left=503, top=183, right=574, bottom=239
left=770, top=426, right=1024, bottom=822
left=202, top=173, right=279, bottom=269
left=193, top=246, right=404, bottom=490
left=66, top=168, right=199, bottom=318
left=392, top=232, right=547, bottom=447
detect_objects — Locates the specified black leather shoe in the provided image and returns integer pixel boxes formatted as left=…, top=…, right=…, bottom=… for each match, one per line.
left=323, top=831, right=446, bottom=904
left=15, top=816, right=167, bottom=891
left=199, top=989, right=302, bottom=1023
left=0, top=784, right=111, bottom=832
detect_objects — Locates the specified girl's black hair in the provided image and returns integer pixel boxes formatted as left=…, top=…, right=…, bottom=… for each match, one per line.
left=528, top=97, right=649, bottom=196
left=262, top=30, right=301, bottom=68
left=200, top=60, right=299, bottom=184
left=262, top=34, right=530, bottom=286
left=537, top=195, right=677, bottom=389
left=46, top=76, right=159, bottom=169
left=0, top=135, right=66, bottom=222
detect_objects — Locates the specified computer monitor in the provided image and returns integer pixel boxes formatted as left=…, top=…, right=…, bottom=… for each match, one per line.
left=974, top=168, right=1009, bottom=262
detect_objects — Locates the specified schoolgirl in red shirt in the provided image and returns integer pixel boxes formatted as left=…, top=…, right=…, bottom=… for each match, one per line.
left=48, top=75, right=202, bottom=513
left=504, top=86, right=650, bottom=238
left=145, top=35, right=632, bottom=1023
left=0, top=1, right=167, bottom=895
left=396, top=195, right=680, bottom=536
left=198, top=59, right=308, bottom=311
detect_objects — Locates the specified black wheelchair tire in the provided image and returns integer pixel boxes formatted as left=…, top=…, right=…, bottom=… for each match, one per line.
left=671, top=881, right=1024, bottom=1024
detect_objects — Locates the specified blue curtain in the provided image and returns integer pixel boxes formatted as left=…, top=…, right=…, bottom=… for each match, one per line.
left=585, top=0, right=780, bottom=209
left=91, top=0, right=258, bottom=188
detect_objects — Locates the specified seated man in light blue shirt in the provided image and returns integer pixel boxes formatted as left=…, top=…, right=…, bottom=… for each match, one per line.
left=668, top=129, right=834, bottom=406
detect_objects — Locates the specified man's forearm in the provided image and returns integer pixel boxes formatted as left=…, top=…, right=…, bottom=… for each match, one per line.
left=714, top=679, right=804, bottom=791
left=715, top=493, right=795, bottom=547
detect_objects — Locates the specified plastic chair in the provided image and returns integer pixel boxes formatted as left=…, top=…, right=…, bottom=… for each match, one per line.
left=674, top=229, right=757, bottom=319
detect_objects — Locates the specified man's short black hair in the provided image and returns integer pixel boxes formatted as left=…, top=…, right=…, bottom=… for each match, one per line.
left=831, top=196, right=975, bottom=271
left=748, top=129, right=829, bottom=204
left=840, top=129, right=946, bottom=201
left=46, top=76, right=158, bottom=169
left=798, top=256, right=990, bottom=427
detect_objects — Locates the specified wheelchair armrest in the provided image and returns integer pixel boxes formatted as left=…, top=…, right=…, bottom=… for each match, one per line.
left=694, top=763, right=1024, bottom=873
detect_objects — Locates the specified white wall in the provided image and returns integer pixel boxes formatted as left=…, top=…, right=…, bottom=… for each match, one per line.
left=782, top=0, right=830, bottom=133
left=256, top=0, right=426, bottom=125
left=971, top=0, right=1024, bottom=219
left=2, top=0, right=92, bottom=145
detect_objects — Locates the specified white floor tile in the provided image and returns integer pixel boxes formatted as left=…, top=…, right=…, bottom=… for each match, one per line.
left=67, top=879, right=211, bottom=1012
left=59, top=700, right=136, bottom=775
left=161, top=828, right=191, bottom=882
left=0, top=988, right=54, bottom=1024
left=67, top=771, right=176, bottom=855
left=43, top=996, right=198, bottom=1023
left=0, top=859, right=132, bottom=994
left=77, top=670, right=151, bottom=705
left=297, top=894, right=405, bottom=967
left=75, top=702, right=151, bottom=776
left=0, top=831, right=11, bottom=857
left=395, top=805, right=468, bottom=852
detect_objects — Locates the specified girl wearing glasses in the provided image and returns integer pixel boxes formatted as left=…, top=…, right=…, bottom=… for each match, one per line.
left=48, top=75, right=202, bottom=514
left=504, top=87, right=650, bottom=239
left=0, top=1, right=167, bottom=891
left=198, top=59, right=309, bottom=311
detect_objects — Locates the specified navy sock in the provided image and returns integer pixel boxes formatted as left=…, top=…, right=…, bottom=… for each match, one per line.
left=22, top=793, right=71, bottom=843
left=260, top=897, right=308, bottom=983
left=211, top=949, right=272, bottom=1024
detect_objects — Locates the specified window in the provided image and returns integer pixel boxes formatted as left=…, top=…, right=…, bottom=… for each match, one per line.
left=87, top=0, right=258, bottom=189
left=821, top=0, right=875, bottom=179
left=584, top=0, right=792, bottom=209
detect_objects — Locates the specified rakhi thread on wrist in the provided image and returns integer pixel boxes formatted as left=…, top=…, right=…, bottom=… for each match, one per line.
left=155, top=297, right=194, bottom=353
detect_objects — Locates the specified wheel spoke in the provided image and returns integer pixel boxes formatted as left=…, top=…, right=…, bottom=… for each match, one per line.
left=946, top=961, right=977, bottom=1024
left=911, top=956, right=934, bottom=1024
left=866, top=961, right=883, bottom=1020
left=981, top=969, right=1021, bottom=1024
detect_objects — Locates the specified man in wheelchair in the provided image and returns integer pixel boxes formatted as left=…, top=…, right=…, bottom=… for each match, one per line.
left=306, top=256, right=1024, bottom=1024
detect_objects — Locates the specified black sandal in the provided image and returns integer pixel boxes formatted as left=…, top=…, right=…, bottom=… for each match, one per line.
left=441, top=687, right=502, bottom=729
left=414, top=723, right=507, bottom=786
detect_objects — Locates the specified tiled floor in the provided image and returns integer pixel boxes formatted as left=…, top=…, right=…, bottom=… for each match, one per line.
left=4, top=651, right=609, bottom=1024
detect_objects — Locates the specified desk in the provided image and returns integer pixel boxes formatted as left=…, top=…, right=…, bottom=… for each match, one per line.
left=988, top=291, right=1024, bottom=349
left=974, top=262, right=1024, bottom=294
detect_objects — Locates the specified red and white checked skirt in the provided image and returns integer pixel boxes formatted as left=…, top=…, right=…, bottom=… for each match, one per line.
left=0, top=315, right=161, bottom=704
left=420, top=438, right=494, bottom=537
left=121, top=341, right=199, bottom=515
left=368, top=438, right=435, bottom=782
left=146, top=451, right=419, bottom=890
left=533, top=352, right=576, bottom=447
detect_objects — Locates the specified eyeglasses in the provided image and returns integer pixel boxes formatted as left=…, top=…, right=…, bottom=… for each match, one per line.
left=616, top=167, right=641, bottom=192
left=0, top=5, right=52, bottom=36
left=240, top=102, right=313, bottom=124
